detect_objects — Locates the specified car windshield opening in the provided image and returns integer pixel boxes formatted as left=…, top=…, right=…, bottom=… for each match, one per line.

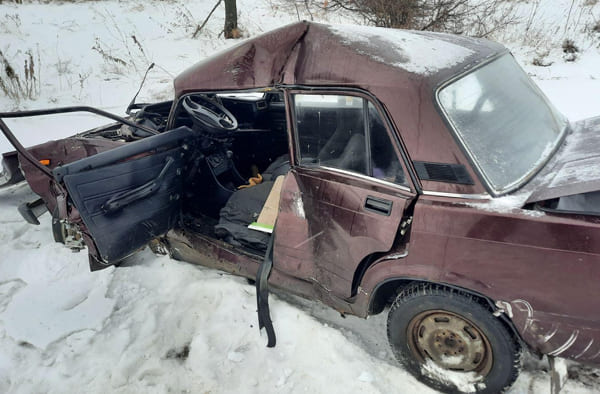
left=438, top=54, right=567, bottom=193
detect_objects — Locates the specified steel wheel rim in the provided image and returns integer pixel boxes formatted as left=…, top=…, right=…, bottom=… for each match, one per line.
left=407, top=310, right=493, bottom=376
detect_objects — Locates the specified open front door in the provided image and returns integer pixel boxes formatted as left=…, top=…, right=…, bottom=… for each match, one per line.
left=53, top=126, right=195, bottom=267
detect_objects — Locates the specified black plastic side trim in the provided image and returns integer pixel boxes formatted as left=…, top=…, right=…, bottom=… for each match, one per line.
left=534, top=202, right=600, bottom=218
left=414, top=161, right=474, bottom=185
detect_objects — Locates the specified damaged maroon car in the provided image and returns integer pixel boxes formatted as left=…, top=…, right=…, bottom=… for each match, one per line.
left=2, top=22, right=599, bottom=393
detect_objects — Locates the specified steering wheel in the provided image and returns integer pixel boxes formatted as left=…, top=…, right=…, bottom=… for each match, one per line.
left=182, top=95, right=238, bottom=135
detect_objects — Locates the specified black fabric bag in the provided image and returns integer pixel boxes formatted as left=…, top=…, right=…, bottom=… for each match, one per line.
left=214, top=181, right=274, bottom=251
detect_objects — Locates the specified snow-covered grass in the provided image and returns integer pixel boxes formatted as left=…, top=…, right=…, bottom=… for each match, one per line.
left=1, top=0, right=600, bottom=393
left=0, top=0, right=353, bottom=153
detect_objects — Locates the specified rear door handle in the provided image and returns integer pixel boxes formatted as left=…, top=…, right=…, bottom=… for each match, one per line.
left=364, top=196, right=392, bottom=216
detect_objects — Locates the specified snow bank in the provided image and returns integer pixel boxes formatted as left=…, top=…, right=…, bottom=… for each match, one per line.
left=0, top=183, right=434, bottom=393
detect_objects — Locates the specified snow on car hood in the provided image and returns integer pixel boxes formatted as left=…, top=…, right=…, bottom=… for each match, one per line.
left=527, top=115, right=600, bottom=203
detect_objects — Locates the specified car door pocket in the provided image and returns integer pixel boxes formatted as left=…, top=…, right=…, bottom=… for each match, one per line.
left=364, top=196, right=392, bottom=216
left=102, top=156, right=175, bottom=214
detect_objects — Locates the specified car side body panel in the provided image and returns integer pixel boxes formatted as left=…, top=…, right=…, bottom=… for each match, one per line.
left=274, top=167, right=413, bottom=299
left=354, top=195, right=600, bottom=363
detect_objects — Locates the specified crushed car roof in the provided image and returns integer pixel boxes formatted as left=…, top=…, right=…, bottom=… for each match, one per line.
left=174, top=21, right=505, bottom=95
left=174, top=21, right=507, bottom=196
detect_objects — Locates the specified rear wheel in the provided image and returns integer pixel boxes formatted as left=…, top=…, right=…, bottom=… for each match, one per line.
left=387, top=283, right=520, bottom=394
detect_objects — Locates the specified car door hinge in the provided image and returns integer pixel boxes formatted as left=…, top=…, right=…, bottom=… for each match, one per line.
left=399, top=216, right=413, bottom=236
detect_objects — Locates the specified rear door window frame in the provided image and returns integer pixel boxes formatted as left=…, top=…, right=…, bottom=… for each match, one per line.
left=285, top=87, right=417, bottom=193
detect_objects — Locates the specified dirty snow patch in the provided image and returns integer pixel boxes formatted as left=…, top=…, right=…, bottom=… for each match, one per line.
left=422, top=359, right=485, bottom=393
left=328, top=24, right=475, bottom=75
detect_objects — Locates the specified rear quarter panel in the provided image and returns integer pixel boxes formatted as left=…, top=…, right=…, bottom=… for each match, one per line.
left=360, top=195, right=600, bottom=363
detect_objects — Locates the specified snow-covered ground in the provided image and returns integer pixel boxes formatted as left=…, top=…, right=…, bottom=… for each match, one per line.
left=1, top=0, right=600, bottom=393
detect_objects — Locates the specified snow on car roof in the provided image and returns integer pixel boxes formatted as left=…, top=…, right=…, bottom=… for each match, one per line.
left=174, top=21, right=505, bottom=96
left=326, top=24, right=476, bottom=75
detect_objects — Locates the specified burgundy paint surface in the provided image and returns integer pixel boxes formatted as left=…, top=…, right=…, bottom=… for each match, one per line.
left=19, top=137, right=124, bottom=216
left=274, top=167, right=412, bottom=299
left=356, top=195, right=600, bottom=362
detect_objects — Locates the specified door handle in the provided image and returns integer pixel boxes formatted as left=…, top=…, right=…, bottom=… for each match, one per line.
left=364, top=196, right=392, bottom=216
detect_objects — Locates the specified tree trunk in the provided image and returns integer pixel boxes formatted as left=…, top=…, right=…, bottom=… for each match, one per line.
left=224, top=0, right=238, bottom=39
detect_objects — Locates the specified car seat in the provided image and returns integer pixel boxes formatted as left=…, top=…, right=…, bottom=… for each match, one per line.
left=316, top=110, right=366, bottom=173
left=214, top=156, right=291, bottom=251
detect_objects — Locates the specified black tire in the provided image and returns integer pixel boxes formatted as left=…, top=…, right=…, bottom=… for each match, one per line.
left=387, top=283, right=520, bottom=394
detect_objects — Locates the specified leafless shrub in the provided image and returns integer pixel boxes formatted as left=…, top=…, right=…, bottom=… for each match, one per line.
left=0, top=48, right=40, bottom=103
left=91, top=8, right=152, bottom=74
left=92, top=38, right=127, bottom=66
left=192, top=0, right=222, bottom=38
left=562, top=38, right=580, bottom=62
left=1, top=13, right=21, bottom=34
left=294, top=0, right=315, bottom=21
left=55, top=56, right=71, bottom=76
left=131, top=35, right=146, bottom=56
left=562, top=38, right=580, bottom=53
left=76, top=70, right=91, bottom=100
left=174, top=4, right=200, bottom=34
left=582, top=18, right=600, bottom=47
left=315, top=0, right=518, bottom=37
left=523, top=0, right=541, bottom=38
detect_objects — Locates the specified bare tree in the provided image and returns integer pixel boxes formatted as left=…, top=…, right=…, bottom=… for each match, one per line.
left=191, top=0, right=240, bottom=39
left=224, top=0, right=239, bottom=38
left=192, top=0, right=222, bottom=39
left=318, top=0, right=517, bottom=38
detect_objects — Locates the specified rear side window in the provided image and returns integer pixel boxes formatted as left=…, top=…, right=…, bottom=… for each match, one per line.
left=293, top=94, right=406, bottom=185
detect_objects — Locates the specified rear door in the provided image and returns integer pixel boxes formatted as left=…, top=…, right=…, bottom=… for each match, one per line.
left=53, top=126, right=195, bottom=267
left=274, top=92, right=417, bottom=299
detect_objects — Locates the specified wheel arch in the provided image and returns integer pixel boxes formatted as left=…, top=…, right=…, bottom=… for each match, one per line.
left=368, top=277, right=527, bottom=350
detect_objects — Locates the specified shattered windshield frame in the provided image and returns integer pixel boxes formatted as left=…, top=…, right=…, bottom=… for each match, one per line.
left=437, top=53, right=568, bottom=195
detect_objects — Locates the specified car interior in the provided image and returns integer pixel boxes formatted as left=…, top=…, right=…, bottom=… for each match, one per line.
left=89, top=91, right=406, bottom=258
left=163, top=92, right=289, bottom=255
